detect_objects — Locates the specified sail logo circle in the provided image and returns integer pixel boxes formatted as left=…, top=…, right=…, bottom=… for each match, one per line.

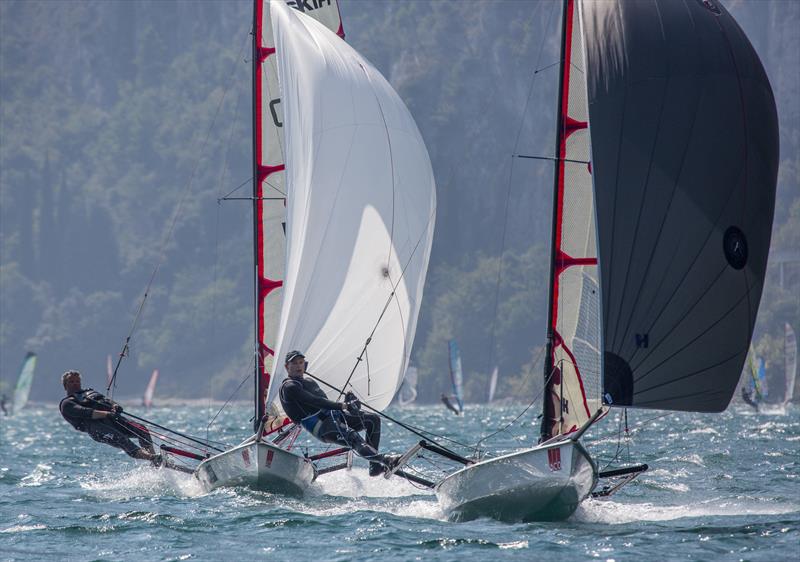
left=723, top=226, right=748, bottom=270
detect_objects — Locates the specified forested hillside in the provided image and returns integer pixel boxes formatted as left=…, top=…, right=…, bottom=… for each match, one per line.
left=1, top=0, right=797, bottom=404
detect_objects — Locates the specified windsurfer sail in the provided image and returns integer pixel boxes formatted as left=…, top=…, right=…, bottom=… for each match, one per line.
left=12, top=352, right=37, bottom=415
left=442, top=341, right=464, bottom=415
left=143, top=369, right=159, bottom=410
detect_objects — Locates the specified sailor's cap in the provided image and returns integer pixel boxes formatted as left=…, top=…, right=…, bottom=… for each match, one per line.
left=285, top=350, right=306, bottom=364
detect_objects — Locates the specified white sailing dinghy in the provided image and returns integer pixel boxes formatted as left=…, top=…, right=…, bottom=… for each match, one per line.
left=195, top=0, right=436, bottom=493
left=416, top=0, right=778, bottom=522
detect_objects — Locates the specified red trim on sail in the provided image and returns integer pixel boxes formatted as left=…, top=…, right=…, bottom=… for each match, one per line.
left=564, top=115, right=587, bottom=137
left=258, top=46, right=275, bottom=61
left=258, top=164, right=285, bottom=183
left=553, top=329, right=592, bottom=418
left=550, top=0, right=575, bottom=331
left=555, top=250, right=597, bottom=276
left=255, top=0, right=269, bottom=409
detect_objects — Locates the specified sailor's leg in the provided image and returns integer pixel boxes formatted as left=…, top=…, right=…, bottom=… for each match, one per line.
left=317, top=413, right=380, bottom=461
left=90, top=424, right=150, bottom=460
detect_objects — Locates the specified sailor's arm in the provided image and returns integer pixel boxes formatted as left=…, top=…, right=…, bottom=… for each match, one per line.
left=284, top=381, right=345, bottom=411
left=61, top=399, right=115, bottom=420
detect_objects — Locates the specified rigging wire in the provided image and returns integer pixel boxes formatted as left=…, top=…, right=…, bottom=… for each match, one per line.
left=483, top=0, right=559, bottom=378
left=208, top=48, right=247, bottom=442
left=206, top=359, right=255, bottom=436
left=107, top=27, right=252, bottom=397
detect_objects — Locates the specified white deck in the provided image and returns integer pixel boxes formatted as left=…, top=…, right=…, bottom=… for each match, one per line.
left=435, top=440, right=597, bottom=522
left=195, top=441, right=315, bottom=495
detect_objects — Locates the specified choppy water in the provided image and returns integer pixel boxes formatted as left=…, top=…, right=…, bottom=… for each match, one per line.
left=1, top=403, right=798, bottom=561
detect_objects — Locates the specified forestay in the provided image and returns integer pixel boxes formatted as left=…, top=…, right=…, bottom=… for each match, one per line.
left=582, top=0, right=779, bottom=411
left=265, top=0, right=436, bottom=413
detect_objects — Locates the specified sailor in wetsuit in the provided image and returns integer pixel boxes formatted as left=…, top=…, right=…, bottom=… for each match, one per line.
left=59, top=370, right=161, bottom=465
left=279, top=350, right=396, bottom=477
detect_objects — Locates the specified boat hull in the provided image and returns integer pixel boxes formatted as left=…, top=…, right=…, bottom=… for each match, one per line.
left=435, top=440, right=597, bottom=522
left=195, top=441, right=315, bottom=495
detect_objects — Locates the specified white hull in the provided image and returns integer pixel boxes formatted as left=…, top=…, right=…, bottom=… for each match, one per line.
left=435, top=440, right=597, bottom=522
left=195, top=441, right=315, bottom=495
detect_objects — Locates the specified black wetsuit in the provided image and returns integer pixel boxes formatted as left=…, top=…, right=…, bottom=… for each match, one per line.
left=279, top=377, right=382, bottom=462
left=60, top=388, right=154, bottom=458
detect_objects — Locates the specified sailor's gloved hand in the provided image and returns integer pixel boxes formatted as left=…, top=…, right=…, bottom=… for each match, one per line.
left=344, top=391, right=358, bottom=403
left=344, top=398, right=362, bottom=414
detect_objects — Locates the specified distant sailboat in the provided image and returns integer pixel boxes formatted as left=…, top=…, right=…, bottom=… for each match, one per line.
left=487, top=366, right=499, bottom=403
left=783, top=323, right=797, bottom=407
left=398, top=366, right=418, bottom=407
left=106, top=354, right=113, bottom=387
left=12, top=352, right=37, bottom=415
left=441, top=341, right=464, bottom=415
left=143, top=369, right=159, bottom=410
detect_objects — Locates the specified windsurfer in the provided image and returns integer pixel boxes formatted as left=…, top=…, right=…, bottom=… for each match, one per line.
left=59, top=370, right=161, bottom=465
left=278, top=351, right=396, bottom=476
left=0, top=394, right=7, bottom=416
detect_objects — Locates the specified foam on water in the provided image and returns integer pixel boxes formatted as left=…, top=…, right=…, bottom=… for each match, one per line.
left=80, top=465, right=205, bottom=500
left=575, top=497, right=800, bottom=524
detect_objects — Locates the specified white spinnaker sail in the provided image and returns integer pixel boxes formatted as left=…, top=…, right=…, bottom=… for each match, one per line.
left=785, top=323, right=797, bottom=405
left=12, top=352, right=37, bottom=415
left=254, top=0, right=343, bottom=413
left=266, top=0, right=436, bottom=413
left=143, top=369, right=159, bottom=409
left=543, top=0, right=601, bottom=439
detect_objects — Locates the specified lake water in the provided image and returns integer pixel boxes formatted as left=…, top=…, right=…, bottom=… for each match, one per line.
left=1, top=402, right=798, bottom=561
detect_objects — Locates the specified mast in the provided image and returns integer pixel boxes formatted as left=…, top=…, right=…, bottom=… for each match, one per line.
left=540, top=0, right=570, bottom=443
left=251, top=0, right=263, bottom=432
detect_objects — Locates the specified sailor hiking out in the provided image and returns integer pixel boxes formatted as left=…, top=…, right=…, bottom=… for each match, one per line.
left=279, top=351, right=397, bottom=476
left=59, top=370, right=161, bottom=465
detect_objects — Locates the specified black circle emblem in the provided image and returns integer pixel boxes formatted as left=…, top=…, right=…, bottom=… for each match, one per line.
left=723, top=226, right=748, bottom=270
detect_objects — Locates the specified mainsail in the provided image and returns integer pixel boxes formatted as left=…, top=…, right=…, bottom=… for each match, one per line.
left=265, top=0, right=436, bottom=414
left=12, top=352, right=37, bottom=415
left=582, top=0, right=779, bottom=412
left=541, top=0, right=602, bottom=441
left=253, top=0, right=344, bottom=430
left=143, top=369, right=159, bottom=410
left=448, top=341, right=465, bottom=413
left=784, top=323, right=797, bottom=405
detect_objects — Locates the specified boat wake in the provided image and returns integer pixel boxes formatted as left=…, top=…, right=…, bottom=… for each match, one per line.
left=301, top=468, right=443, bottom=520
left=79, top=465, right=204, bottom=500
left=574, top=497, right=800, bottom=524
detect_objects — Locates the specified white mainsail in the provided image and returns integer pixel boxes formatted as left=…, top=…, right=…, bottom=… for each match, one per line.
left=542, top=0, right=601, bottom=440
left=265, top=0, right=436, bottom=413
